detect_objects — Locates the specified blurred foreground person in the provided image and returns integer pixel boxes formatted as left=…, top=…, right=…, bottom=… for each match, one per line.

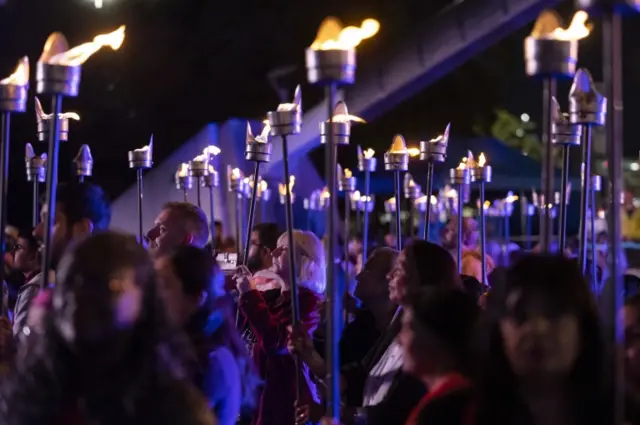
left=401, top=289, right=479, bottom=425
left=476, top=254, right=609, bottom=425
left=0, top=232, right=215, bottom=425
left=236, top=230, right=324, bottom=425
left=14, top=182, right=111, bottom=337
left=622, top=294, right=640, bottom=424
left=156, top=246, right=259, bottom=425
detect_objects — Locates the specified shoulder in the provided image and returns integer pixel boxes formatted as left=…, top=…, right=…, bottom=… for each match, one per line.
left=416, top=387, right=473, bottom=425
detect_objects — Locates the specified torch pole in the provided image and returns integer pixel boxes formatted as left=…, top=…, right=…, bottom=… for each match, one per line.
left=590, top=181, right=598, bottom=293
left=456, top=183, right=464, bottom=274
left=344, top=194, right=350, bottom=281
left=479, top=181, right=487, bottom=283
left=0, top=112, right=10, bottom=310
left=243, top=162, right=261, bottom=266
left=559, top=145, right=571, bottom=253
left=196, top=182, right=202, bottom=207
left=362, top=170, right=371, bottom=262
left=423, top=161, right=435, bottom=241
left=209, top=184, right=216, bottom=246
left=183, top=188, right=188, bottom=203
left=578, top=127, right=592, bottom=275
left=355, top=199, right=361, bottom=235
left=603, top=10, right=624, bottom=425
left=541, top=77, right=557, bottom=252
left=235, top=193, right=241, bottom=256
left=32, top=179, right=39, bottom=228
left=137, top=168, right=144, bottom=244
left=394, top=172, right=402, bottom=250
left=39, top=95, right=62, bottom=290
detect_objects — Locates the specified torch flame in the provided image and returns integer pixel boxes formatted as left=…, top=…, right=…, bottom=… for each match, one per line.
left=408, top=147, right=420, bottom=157
left=357, top=145, right=376, bottom=160
left=193, top=153, right=208, bottom=162
left=478, top=153, right=487, bottom=167
left=389, top=135, right=408, bottom=154
left=344, top=168, right=353, bottom=179
left=310, top=17, right=380, bottom=50
left=208, top=165, right=216, bottom=174
left=278, top=176, right=296, bottom=196
left=321, top=187, right=330, bottom=198
left=505, top=192, right=519, bottom=203
left=0, top=57, right=29, bottom=86
left=329, top=101, right=366, bottom=123
left=276, top=85, right=302, bottom=112
left=177, top=163, right=189, bottom=178
left=530, top=10, right=591, bottom=41
left=203, top=145, right=221, bottom=157
left=351, top=191, right=361, bottom=201
left=230, top=167, right=242, bottom=181
left=134, top=134, right=153, bottom=154
left=41, top=26, right=126, bottom=66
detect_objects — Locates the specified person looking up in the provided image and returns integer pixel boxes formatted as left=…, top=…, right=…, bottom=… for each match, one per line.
left=147, top=202, right=209, bottom=258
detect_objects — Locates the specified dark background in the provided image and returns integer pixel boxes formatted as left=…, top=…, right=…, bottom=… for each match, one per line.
left=0, top=0, right=638, bottom=229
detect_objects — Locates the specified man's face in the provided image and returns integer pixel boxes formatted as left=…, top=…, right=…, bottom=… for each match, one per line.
left=147, top=209, right=190, bottom=258
left=247, top=230, right=272, bottom=273
left=14, top=236, right=38, bottom=273
left=440, top=219, right=457, bottom=250
left=33, top=203, right=72, bottom=267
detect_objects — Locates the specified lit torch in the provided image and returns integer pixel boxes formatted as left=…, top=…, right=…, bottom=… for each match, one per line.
left=25, top=143, right=47, bottom=228
left=175, top=163, right=194, bottom=202
left=36, top=26, right=125, bottom=290
left=419, top=123, right=450, bottom=240
left=202, top=146, right=221, bottom=244
left=338, top=164, right=357, bottom=278
left=385, top=135, right=410, bottom=250
left=73, top=144, right=93, bottom=183
left=357, top=145, right=376, bottom=260
left=227, top=166, right=246, bottom=255
left=449, top=155, right=473, bottom=273
left=524, top=10, right=590, bottom=252
left=306, top=20, right=379, bottom=410
left=242, top=121, right=273, bottom=266
left=403, top=173, right=421, bottom=238
left=128, top=134, right=154, bottom=244
left=470, top=152, right=492, bottom=283
left=569, top=68, right=606, bottom=274
left=278, top=175, right=296, bottom=206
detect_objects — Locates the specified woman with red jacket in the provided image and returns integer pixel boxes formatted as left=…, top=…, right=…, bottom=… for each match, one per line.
left=237, top=230, right=324, bottom=425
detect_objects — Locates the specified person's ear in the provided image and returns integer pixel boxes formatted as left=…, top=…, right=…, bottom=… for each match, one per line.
left=72, top=218, right=94, bottom=238
left=182, top=233, right=195, bottom=246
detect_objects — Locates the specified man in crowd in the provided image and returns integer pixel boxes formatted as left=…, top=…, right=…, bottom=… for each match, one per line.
left=13, top=182, right=111, bottom=337
left=147, top=202, right=209, bottom=258
left=246, top=222, right=279, bottom=273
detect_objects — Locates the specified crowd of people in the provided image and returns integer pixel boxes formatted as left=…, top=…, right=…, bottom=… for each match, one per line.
left=0, top=179, right=635, bottom=425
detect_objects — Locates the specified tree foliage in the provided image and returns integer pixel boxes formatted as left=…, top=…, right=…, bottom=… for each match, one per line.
left=485, top=109, right=541, bottom=159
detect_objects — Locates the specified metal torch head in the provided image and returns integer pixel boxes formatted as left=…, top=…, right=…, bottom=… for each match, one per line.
left=35, top=97, right=77, bottom=142
left=128, top=135, right=154, bottom=169
left=384, top=197, right=396, bottom=213
left=73, top=144, right=93, bottom=177
left=551, top=97, right=582, bottom=146
left=357, top=145, right=377, bottom=172
left=0, top=56, right=29, bottom=113
left=188, top=154, right=209, bottom=178
left=449, top=166, right=471, bottom=186
left=320, top=100, right=360, bottom=146
left=202, top=166, right=220, bottom=188
left=25, top=143, right=47, bottom=183
left=568, top=68, right=607, bottom=126
left=360, top=195, right=374, bottom=213
left=305, top=48, right=356, bottom=85
left=337, top=165, right=357, bottom=192
left=403, top=173, right=421, bottom=199
left=36, top=32, right=81, bottom=96
left=384, top=135, right=409, bottom=172
left=227, top=166, right=245, bottom=193
left=175, top=163, right=194, bottom=191
left=267, top=85, right=302, bottom=137
left=419, top=123, right=450, bottom=163
left=245, top=122, right=272, bottom=162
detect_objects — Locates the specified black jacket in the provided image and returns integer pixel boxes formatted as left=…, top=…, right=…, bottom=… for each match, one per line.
left=12, top=273, right=41, bottom=337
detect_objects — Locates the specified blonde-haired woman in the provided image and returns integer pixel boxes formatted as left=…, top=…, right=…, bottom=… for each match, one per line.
left=236, top=230, right=324, bottom=425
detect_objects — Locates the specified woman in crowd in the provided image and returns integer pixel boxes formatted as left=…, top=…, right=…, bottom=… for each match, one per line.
left=400, top=288, right=480, bottom=425
left=292, top=240, right=462, bottom=425
left=155, top=245, right=259, bottom=425
left=0, top=231, right=215, bottom=425
left=236, top=230, right=324, bottom=425
left=476, top=254, right=609, bottom=425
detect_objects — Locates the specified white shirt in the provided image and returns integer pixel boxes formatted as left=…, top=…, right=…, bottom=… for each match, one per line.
left=362, top=340, right=404, bottom=407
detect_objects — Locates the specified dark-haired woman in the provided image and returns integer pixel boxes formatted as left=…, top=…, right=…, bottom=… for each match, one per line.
left=476, top=254, right=610, bottom=425
left=0, top=231, right=215, bottom=425
left=400, top=289, right=479, bottom=425
left=155, top=246, right=259, bottom=425
left=292, top=240, right=462, bottom=425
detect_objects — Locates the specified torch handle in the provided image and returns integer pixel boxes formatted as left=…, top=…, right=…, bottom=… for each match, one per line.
left=39, top=95, right=63, bottom=290
left=456, top=183, right=463, bottom=274
left=243, top=163, right=261, bottom=266
left=235, top=194, right=241, bottom=256
left=589, top=182, right=598, bottom=293
left=32, top=179, right=39, bottom=229
left=479, top=181, right=487, bottom=284
left=137, top=168, right=144, bottom=245
left=209, top=184, right=216, bottom=248
left=0, top=112, right=10, bottom=316
left=540, top=77, right=557, bottom=253
left=558, top=145, right=571, bottom=253
left=423, top=161, right=434, bottom=241
left=578, top=126, right=592, bottom=275
left=196, top=182, right=202, bottom=207
left=394, top=172, right=403, bottom=251
left=362, top=171, right=371, bottom=263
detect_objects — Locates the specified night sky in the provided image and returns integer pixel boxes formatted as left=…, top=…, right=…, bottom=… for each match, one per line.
left=0, top=0, right=639, bottom=229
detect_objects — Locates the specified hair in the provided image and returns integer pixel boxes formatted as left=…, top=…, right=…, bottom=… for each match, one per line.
left=402, top=240, right=462, bottom=297
left=17, top=228, right=38, bottom=252
left=408, top=288, right=480, bottom=375
left=168, top=245, right=259, bottom=412
left=1, top=231, right=197, bottom=425
left=162, top=202, right=209, bottom=248
left=43, top=182, right=111, bottom=231
left=277, top=230, right=326, bottom=294
left=476, top=253, right=610, bottom=425
left=252, top=223, right=281, bottom=251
